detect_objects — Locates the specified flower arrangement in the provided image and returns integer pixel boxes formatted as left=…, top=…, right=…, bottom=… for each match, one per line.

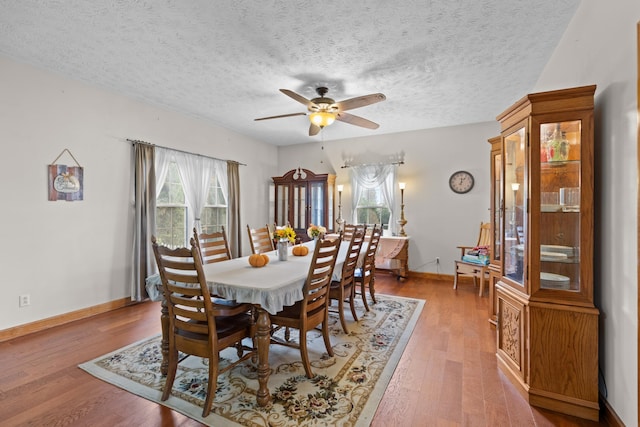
left=307, top=224, right=327, bottom=239
left=274, top=226, right=296, bottom=243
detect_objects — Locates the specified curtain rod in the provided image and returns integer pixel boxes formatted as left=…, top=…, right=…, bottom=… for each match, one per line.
left=341, top=160, right=404, bottom=169
left=126, top=139, right=247, bottom=166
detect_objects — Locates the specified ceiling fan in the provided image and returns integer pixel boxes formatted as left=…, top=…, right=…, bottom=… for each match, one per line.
left=255, top=87, right=386, bottom=136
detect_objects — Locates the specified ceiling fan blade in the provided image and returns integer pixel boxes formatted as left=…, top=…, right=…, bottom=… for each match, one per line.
left=336, top=93, right=386, bottom=111
left=254, top=112, right=306, bottom=121
left=309, top=123, right=321, bottom=136
left=336, top=112, right=379, bottom=129
left=280, top=89, right=318, bottom=109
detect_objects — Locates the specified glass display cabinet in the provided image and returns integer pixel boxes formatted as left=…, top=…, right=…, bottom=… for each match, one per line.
left=272, top=168, right=336, bottom=241
left=494, top=85, right=599, bottom=421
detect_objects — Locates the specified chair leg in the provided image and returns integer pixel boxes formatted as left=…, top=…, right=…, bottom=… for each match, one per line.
left=348, top=286, right=359, bottom=323
left=360, top=280, right=370, bottom=312
left=478, top=268, right=487, bottom=296
left=161, top=350, right=178, bottom=401
left=322, top=313, right=334, bottom=358
left=202, top=357, right=218, bottom=417
left=337, top=290, right=349, bottom=334
left=369, top=275, right=377, bottom=304
left=299, top=330, right=314, bottom=378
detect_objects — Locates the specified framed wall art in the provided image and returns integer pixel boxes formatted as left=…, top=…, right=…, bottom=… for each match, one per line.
left=48, top=148, right=84, bottom=201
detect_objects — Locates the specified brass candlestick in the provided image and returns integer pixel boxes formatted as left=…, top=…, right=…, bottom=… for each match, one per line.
left=397, top=183, right=407, bottom=236
left=336, top=185, right=345, bottom=232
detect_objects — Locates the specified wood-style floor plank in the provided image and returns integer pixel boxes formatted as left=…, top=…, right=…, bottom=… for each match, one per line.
left=0, top=273, right=607, bottom=426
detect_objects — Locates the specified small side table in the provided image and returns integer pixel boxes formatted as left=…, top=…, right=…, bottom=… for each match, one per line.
left=375, top=236, right=410, bottom=279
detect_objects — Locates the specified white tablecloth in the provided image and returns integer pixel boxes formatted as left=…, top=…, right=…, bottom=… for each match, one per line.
left=146, top=239, right=353, bottom=314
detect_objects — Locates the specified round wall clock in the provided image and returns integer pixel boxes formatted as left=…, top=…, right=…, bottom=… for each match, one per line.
left=449, top=170, right=474, bottom=194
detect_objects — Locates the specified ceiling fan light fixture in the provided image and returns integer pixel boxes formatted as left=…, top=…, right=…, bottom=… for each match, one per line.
left=309, top=111, right=336, bottom=128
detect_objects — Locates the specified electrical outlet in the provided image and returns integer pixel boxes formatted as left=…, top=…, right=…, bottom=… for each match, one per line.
left=435, top=257, right=440, bottom=264
left=19, top=294, right=30, bottom=307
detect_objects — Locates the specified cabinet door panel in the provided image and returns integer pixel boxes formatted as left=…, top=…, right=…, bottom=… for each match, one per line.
left=502, top=125, right=527, bottom=290
left=496, top=285, right=527, bottom=383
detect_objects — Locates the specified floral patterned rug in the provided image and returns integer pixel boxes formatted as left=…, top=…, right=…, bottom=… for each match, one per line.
left=79, top=294, right=424, bottom=427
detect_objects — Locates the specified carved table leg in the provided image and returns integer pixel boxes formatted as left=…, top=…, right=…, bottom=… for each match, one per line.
left=160, top=298, right=169, bottom=376
left=255, top=307, right=272, bottom=407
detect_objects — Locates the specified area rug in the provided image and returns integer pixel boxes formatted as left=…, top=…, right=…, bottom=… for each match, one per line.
left=79, top=294, right=424, bottom=426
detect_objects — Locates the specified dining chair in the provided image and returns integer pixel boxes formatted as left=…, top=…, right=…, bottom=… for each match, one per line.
left=269, top=236, right=342, bottom=378
left=247, top=224, right=275, bottom=254
left=354, top=224, right=381, bottom=311
left=453, top=222, right=491, bottom=296
left=329, top=228, right=365, bottom=334
left=151, top=236, right=256, bottom=418
left=193, top=226, right=232, bottom=264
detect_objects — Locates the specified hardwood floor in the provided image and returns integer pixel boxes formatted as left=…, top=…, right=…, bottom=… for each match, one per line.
left=0, top=274, right=608, bottom=426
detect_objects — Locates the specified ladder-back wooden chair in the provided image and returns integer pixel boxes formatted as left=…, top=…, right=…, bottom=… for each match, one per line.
left=247, top=224, right=275, bottom=254
left=354, top=224, right=381, bottom=311
left=453, top=222, right=491, bottom=296
left=329, top=228, right=365, bottom=334
left=269, top=236, right=341, bottom=378
left=151, top=237, right=256, bottom=417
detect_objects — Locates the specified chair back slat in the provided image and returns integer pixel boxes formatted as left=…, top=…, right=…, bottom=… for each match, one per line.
left=343, top=223, right=366, bottom=242
left=194, top=227, right=232, bottom=264
left=361, top=224, right=381, bottom=276
left=477, top=222, right=491, bottom=248
left=247, top=224, right=275, bottom=254
left=301, top=237, right=341, bottom=315
left=342, top=228, right=365, bottom=283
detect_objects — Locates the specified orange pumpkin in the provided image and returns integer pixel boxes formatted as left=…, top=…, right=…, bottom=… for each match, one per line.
left=248, top=253, right=269, bottom=267
left=292, top=245, right=309, bottom=256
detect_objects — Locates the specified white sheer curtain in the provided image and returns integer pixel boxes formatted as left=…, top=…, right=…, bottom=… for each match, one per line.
left=174, top=152, right=217, bottom=234
left=214, top=159, right=229, bottom=206
left=154, top=147, right=171, bottom=194
left=350, top=164, right=397, bottom=232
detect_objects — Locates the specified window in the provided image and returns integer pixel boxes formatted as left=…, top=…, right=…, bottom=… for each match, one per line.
left=351, top=164, right=396, bottom=232
left=356, top=187, right=391, bottom=226
left=156, top=162, right=187, bottom=247
left=201, top=174, right=227, bottom=234
left=156, top=161, right=227, bottom=247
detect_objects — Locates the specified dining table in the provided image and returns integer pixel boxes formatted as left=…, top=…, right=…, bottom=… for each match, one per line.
left=145, top=237, right=355, bottom=407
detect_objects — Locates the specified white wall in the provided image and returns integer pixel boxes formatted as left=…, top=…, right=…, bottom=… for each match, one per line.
left=534, top=2, right=639, bottom=425
left=0, top=56, right=278, bottom=330
left=277, top=121, right=499, bottom=275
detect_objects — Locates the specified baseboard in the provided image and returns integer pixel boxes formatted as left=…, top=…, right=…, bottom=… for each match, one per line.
left=600, top=394, right=625, bottom=427
left=407, top=270, right=473, bottom=283
left=0, top=297, right=136, bottom=342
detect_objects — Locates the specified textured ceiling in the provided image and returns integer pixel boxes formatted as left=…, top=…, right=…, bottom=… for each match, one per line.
left=0, top=1, right=580, bottom=146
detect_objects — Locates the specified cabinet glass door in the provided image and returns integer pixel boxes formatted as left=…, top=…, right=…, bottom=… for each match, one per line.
left=503, top=126, right=526, bottom=288
left=292, top=182, right=306, bottom=230
left=493, top=151, right=503, bottom=263
left=276, top=184, right=288, bottom=225
left=538, top=120, right=581, bottom=292
left=309, top=182, right=325, bottom=227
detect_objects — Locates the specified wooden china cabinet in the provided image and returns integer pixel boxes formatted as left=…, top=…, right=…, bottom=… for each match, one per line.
left=494, top=85, right=599, bottom=421
left=272, top=168, right=336, bottom=240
